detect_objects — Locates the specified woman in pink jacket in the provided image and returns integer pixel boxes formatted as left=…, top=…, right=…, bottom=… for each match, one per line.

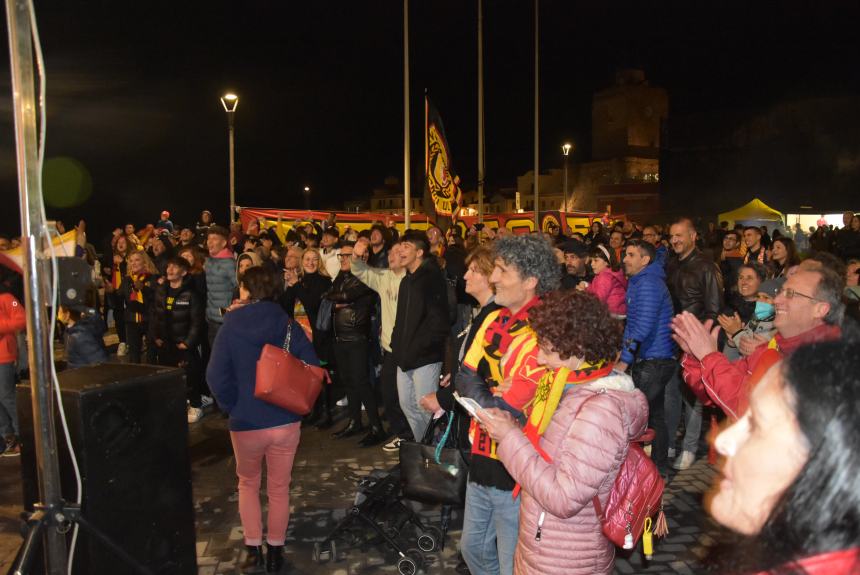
left=582, top=244, right=627, bottom=318
left=479, top=290, right=647, bottom=575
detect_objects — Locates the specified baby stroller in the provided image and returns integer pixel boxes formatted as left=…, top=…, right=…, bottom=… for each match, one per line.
left=313, top=411, right=468, bottom=574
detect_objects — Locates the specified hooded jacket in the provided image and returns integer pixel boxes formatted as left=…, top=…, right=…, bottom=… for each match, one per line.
left=621, top=261, right=675, bottom=364
left=587, top=268, right=627, bottom=316
left=496, top=373, right=648, bottom=575
left=0, top=293, right=26, bottom=364
left=390, top=257, right=450, bottom=371
left=206, top=300, right=318, bottom=431
left=64, top=311, right=109, bottom=369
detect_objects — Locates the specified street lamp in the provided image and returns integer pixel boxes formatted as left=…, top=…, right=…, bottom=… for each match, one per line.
left=562, top=142, right=573, bottom=211
left=303, top=186, right=311, bottom=210
left=220, top=92, right=239, bottom=223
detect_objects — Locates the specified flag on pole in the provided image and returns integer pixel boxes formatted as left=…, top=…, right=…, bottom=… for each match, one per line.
left=425, top=97, right=463, bottom=222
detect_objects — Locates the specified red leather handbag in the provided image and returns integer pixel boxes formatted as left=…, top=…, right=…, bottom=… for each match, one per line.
left=254, top=322, right=329, bottom=415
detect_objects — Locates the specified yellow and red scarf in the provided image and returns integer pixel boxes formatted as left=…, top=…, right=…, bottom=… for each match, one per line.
left=512, top=360, right=614, bottom=497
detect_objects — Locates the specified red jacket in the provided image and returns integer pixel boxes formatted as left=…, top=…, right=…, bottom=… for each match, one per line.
left=682, top=323, right=841, bottom=419
left=0, top=293, right=26, bottom=364
left=753, top=548, right=860, bottom=574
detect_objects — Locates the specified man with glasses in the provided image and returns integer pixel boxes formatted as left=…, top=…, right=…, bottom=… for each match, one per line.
left=641, top=225, right=667, bottom=267
left=672, top=267, right=844, bottom=419
left=326, top=242, right=387, bottom=446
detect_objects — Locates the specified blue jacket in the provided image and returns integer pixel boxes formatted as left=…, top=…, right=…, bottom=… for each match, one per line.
left=64, top=312, right=109, bottom=369
left=654, top=244, right=668, bottom=269
left=207, top=300, right=319, bottom=431
left=621, top=262, right=675, bottom=364
left=204, top=252, right=237, bottom=323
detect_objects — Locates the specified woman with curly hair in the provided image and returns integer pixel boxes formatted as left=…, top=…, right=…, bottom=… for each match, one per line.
left=119, top=250, right=159, bottom=364
left=479, top=290, right=647, bottom=575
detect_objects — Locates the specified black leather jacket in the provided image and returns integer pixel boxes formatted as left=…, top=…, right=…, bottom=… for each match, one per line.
left=325, top=270, right=375, bottom=342
left=666, top=248, right=724, bottom=321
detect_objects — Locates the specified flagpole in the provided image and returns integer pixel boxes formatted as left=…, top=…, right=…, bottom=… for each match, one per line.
left=403, top=0, right=411, bottom=229
left=533, top=0, right=540, bottom=231
left=477, top=0, right=485, bottom=224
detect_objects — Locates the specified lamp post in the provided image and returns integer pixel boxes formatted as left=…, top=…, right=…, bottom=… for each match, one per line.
left=562, top=142, right=572, bottom=211
left=303, top=186, right=311, bottom=210
left=220, top=93, right=239, bottom=223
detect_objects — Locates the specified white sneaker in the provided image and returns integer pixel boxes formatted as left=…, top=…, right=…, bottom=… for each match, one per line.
left=336, top=397, right=349, bottom=407
left=382, top=438, right=403, bottom=452
left=673, top=450, right=696, bottom=470
left=187, top=407, right=203, bottom=423
left=200, top=395, right=214, bottom=408
left=117, top=342, right=128, bottom=356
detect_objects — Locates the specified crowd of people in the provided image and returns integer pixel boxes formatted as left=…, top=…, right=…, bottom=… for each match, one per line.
left=1, top=206, right=860, bottom=574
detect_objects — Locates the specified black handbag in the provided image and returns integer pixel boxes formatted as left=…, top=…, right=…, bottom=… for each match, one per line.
left=399, top=411, right=469, bottom=506
left=315, top=298, right=333, bottom=332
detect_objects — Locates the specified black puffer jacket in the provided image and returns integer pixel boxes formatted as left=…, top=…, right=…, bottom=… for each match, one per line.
left=150, top=276, right=205, bottom=347
left=666, top=249, right=724, bottom=321
left=325, top=270, right=375, bottom=342
left=390, top=257, right=450, bottom=371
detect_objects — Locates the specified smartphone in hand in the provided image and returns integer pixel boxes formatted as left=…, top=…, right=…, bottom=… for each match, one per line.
left=453, top=392, right=491, bottom=423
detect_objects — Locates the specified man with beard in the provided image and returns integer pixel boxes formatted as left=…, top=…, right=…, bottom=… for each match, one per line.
left=560, top=239, right=593, bottom=290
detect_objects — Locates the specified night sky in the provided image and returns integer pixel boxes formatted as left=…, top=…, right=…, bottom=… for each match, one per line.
left=1, top=1, right=859, bottom=241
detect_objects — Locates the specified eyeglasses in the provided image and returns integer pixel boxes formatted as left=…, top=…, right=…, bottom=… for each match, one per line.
left=776, top=287, right=819, bottom=302
left=337, top=253, right=353, bottom=259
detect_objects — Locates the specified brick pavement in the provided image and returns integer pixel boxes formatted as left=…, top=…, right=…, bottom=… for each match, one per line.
left=1, top=403, right=725, bottom=574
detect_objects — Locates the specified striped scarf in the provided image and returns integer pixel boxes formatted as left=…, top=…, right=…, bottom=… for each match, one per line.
left=512, top=359, right=614, bottom=498
left=128, top=273, right=148, bottom=323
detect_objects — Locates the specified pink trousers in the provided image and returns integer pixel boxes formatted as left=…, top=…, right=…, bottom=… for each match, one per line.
left=230, top=422, right=301, bottom=546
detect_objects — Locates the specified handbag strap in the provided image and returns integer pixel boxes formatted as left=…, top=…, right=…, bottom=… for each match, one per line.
left=433, top=412, right=456, bottom=464
left=282, top=321, right=292, bottom=354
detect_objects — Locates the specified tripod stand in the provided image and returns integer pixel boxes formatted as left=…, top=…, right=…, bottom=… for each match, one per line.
left=9, top=502, right=154, bottom=575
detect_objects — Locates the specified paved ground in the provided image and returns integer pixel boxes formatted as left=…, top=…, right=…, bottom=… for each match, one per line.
left=1, top=405, right=725, bottom=575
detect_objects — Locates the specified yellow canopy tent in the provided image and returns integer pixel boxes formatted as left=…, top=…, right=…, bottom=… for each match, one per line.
left=719, top=198, right=784, bottom=227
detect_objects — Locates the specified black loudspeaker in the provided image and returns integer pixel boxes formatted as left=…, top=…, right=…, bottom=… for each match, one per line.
left=56, top=256, right=93, bottom=310
left=17, top=364, right=197, bottom=575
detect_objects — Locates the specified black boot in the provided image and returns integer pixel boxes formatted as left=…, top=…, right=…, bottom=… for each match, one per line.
left=265, top=543, right=284, bottom=573
left=358, top=426, right=388, bottom=447
left=331, top=420, right=364, bottom=439
left=240, top=545, right=264, bottom=574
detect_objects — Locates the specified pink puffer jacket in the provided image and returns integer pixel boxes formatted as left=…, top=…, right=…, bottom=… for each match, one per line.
left=587, top=268, right=627, bottom=316
left=496, top=373, right=648, bottom=575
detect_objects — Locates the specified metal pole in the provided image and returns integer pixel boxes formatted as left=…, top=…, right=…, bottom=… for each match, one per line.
left=477, top=0, right=485, bottom=224
left=403, top=0, right=411, bottom=228
left=563, top=155, right=569, bottom=211
left=5, top=0, right=68, bottom=572
left=227, top=111, right=236, bottom=224
left=533, top=0, right=540, bottom=231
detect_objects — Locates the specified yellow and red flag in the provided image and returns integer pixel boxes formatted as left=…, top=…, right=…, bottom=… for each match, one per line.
left=425, top=97, right=463, bottom=221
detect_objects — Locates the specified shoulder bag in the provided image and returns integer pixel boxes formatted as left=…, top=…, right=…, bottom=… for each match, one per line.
left=254, top=321, right=330, bottom=415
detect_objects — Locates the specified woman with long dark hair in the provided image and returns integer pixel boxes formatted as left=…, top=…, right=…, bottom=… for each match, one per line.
left=769, top=237, right=800, bottom=279
left=707, top=339, right=860, bottom=573
left=207, top=267, right=319, bottom=573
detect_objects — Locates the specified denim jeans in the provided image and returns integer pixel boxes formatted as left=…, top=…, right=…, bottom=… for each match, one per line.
left=0, top=362, right=18, bottom=437
left=382, top=351, right=412, bottom=439
left=664, top=366, right=703, bottom=455
left=632, top=358, right=676, bottom=473
left=396, top=362, right=442, bottom=440
left=460, top=481, right=520, bottom=575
